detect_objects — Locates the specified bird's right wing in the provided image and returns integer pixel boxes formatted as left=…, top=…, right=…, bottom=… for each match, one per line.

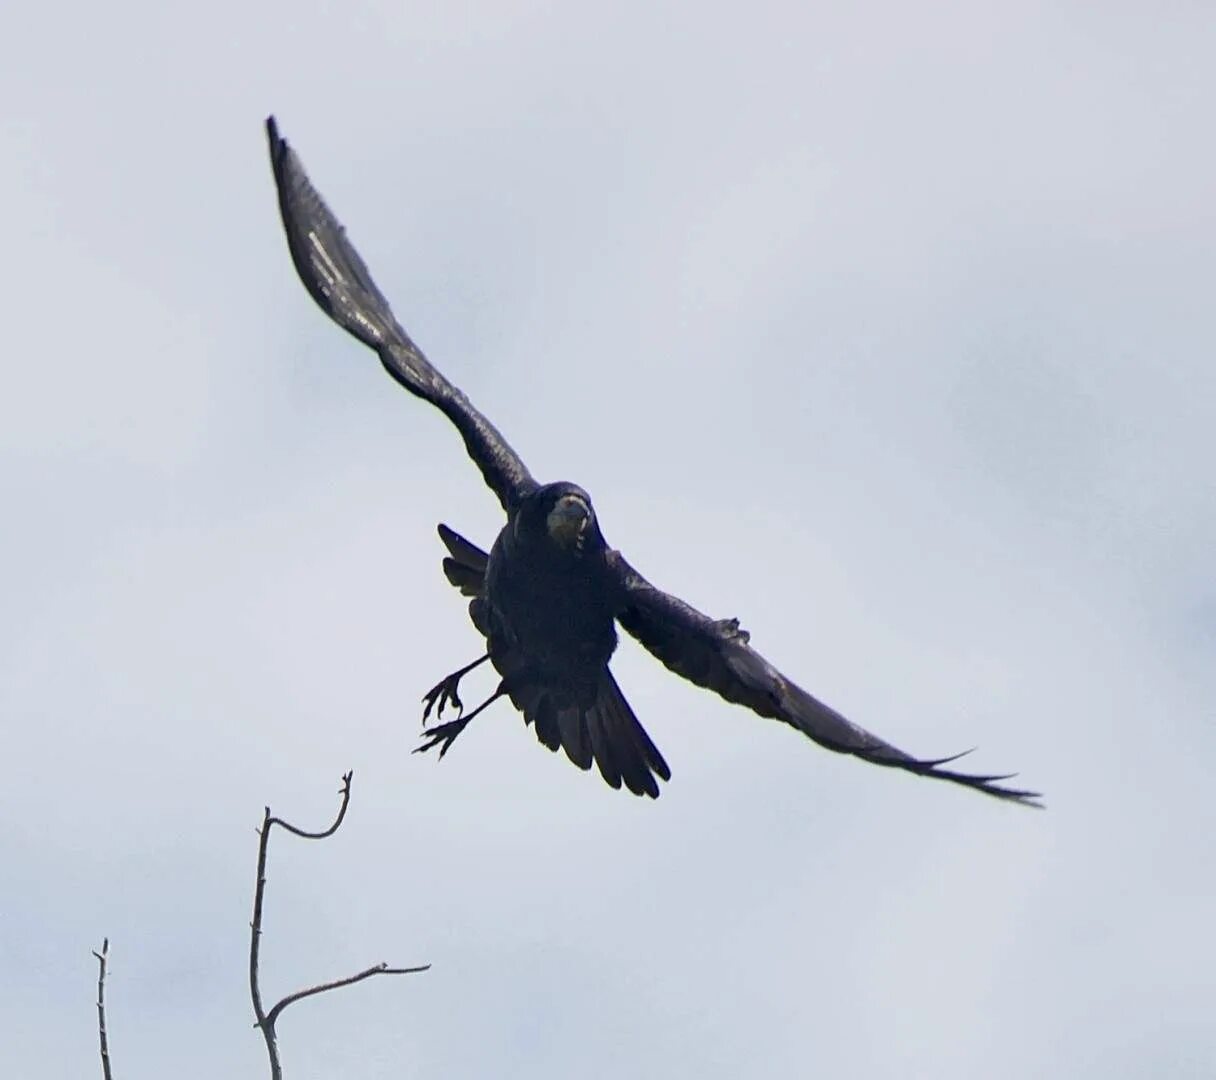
left=607, top=551, right=1041, bottom=805
left=266, top=117, right=536, bottom=514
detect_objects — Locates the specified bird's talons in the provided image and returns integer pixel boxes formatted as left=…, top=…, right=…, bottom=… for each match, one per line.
left=422, top=673, right=464, bottom=724
left=413, top=716, right=470, bottom=760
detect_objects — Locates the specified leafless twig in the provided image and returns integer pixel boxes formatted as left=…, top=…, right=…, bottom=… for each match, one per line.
left=248, top=771, right=428, bottom=1080
left=92, top=938, right=114, bottom=1080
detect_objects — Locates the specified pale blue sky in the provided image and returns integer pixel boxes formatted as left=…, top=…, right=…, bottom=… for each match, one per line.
left=2, top=3, right=1213, bottom=1077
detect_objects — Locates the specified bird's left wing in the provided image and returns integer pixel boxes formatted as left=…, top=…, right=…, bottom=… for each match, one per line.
left=607, top=551, right=1041, bottom=805
left=266, top=117, right=536, bottom=513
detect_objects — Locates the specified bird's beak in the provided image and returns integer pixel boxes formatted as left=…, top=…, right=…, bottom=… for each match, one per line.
left=546, top=494, right=591, bottom=548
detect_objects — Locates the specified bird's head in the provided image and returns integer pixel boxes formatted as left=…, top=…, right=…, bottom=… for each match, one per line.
left=518, top=482, right=602, bottom=555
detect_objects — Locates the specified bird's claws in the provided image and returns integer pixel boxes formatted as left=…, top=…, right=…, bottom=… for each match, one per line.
left=421, top=674, right=465, bottom=724
left=413, top=716, right=470, bottom=759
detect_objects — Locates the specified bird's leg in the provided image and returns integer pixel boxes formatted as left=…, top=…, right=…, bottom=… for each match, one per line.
left=421, top=653, right=491, bottom=723
left=414, top=682, right=508, bottom=760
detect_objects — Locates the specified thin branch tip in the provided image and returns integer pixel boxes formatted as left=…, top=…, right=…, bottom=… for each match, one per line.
left=93, top=936, right=114, bottom=1080
left=264, top=959, right=429, bottom=1026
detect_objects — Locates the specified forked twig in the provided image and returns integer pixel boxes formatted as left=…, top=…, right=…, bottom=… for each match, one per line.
left=248, top=771, right=428, bottom=1080
left=92, top=938, right=114, bottom=1080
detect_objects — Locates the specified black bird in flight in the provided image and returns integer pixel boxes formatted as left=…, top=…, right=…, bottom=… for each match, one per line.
left=266, top=117, right=1039, bottom=805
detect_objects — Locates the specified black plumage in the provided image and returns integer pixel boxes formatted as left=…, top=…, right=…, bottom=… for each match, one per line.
left=266, top=117, right=1040, bottom=805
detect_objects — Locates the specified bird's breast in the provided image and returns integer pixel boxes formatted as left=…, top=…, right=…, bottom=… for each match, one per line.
left=484, top=540, right=618, bottom=677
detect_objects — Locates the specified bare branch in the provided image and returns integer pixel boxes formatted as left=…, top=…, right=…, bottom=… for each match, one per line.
left=92, top=938, right=114, bottom=1080
left=267, top=770, right=354, bottom=840
left=265, top=961, right=430, bottom=1028
left=248, top=771, right=427, bottom=1079
left=249, top=803, right=282, bottom=1080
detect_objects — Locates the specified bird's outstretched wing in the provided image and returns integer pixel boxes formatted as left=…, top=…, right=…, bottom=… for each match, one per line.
left=266, top=117, right=536, bottom=513
left=607, top=551, right=1041, bottom=805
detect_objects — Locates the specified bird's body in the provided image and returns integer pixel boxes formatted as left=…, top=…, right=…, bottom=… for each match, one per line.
left=484, top=487, right=619, bottom=688
left=266, top=116, right=1040, bottom=805
left=438, top=484, right=672, bottom=797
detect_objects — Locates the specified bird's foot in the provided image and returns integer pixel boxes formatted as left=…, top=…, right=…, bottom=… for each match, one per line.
left=421, top=654, right=491, bottom=723
left=413, top=716, right=471, bottom=760
left=422, top=673, right=465, bottom=723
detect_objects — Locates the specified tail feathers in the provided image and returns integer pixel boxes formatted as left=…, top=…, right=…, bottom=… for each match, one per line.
left=520, top=674, right=670, bottom=799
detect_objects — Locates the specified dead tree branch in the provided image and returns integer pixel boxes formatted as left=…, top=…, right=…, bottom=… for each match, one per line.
left=92, top=938, right=114, bottom=1080
left=264, top=961, right=429, bottom=1029
left=248, top=770, right=428, bottom=1080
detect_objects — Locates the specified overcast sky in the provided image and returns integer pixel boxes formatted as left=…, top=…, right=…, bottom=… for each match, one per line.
left=2, top=2, right=1214, bottom=1077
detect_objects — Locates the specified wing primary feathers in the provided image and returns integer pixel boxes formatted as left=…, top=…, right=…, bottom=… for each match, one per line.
left=607, top=550, right=1041, bottom=806
left=438, top=523, right=490, bottom=572
left=442, top=558, right=484, bottom=597
left=438, top=525, right=490, bottom=597
left=266, top=116, right=536, bottom=513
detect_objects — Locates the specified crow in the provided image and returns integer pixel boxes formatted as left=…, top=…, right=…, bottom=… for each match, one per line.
left=266, top=117, right=1039, bottom=805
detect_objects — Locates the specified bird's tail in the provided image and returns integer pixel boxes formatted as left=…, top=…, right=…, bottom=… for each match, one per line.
left=520, top=673, right=672, bottom=799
